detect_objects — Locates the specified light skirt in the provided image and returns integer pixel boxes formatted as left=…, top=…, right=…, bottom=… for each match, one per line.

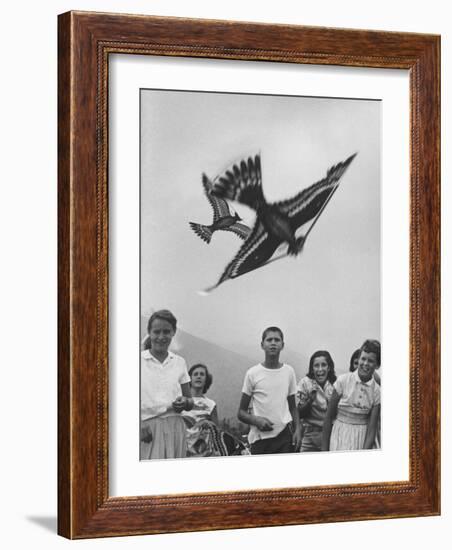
left=374, top=417, right=381, bottom=449
left=330, top=419, right=367, bottom=451
left=140, top=415, right=187, bottom=460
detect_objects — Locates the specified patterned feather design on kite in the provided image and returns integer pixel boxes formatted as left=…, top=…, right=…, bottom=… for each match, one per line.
left=189, top=174, right=251, bottom=243
left=205, top=152, right=357, bottom=291
left=214, top=155, right=265, bottom=210
left=189, top=222, right=213, bottom=244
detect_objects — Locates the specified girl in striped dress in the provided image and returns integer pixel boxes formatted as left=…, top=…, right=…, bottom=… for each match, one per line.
left=322, top=340, right=381, bottom=451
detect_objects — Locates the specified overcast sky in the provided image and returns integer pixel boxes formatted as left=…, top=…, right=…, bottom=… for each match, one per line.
left=140, top=89, right=380, bottom=373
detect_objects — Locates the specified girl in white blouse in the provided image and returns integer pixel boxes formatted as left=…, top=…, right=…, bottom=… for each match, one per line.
left=140, top=310, right=194, bottom=460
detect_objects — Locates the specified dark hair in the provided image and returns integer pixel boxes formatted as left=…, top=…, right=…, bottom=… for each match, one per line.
left=359, top=339, right=381, bottom=366
left=307, top=350, right=337, bottom=383
left=261, top=326, right=284, bottom=342
left=188, top=363, right=213, bottom=393
left=142, top=336, right=152, bottom=350
left=349, top=349, right=361, bottom=372
left=147, top=309, right=177, bottom=333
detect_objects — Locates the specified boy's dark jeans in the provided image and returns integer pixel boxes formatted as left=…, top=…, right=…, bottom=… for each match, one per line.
left=250, top=424, right=294, bottom=455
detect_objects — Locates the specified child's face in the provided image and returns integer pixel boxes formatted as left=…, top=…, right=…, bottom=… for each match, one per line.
left=148, top=318, right=175, bottom=355
left=191, top=367, right=207, bottom=392
left=312, top=356, right=329, bottom=384
left=357, top=350, right=378, bottom=382
left=261, top=331, right=284, bottom=356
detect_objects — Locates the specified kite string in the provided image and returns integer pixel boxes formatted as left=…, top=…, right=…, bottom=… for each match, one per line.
left=303, top=182, right=340, bottom=241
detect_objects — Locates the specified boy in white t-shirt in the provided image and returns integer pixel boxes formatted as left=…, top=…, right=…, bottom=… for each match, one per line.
left=238, top=327, right=301, bottom=455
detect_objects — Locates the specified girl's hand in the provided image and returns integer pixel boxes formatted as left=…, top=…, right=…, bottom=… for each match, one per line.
left=309, top=389, right=317, bottom=401
left=255, top=416, right=274, bottom=432
left=172, top=396, right=187, bottom=413
left=140, top=420, right=153, bottom=443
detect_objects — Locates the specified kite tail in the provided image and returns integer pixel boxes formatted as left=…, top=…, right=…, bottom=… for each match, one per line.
left=189, top=222, right=213, bottom=244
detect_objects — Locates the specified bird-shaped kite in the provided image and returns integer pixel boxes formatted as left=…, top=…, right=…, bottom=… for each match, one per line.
left=202, top=152, right=357, bottom=292
left=189, top=174, right=251, bottom=244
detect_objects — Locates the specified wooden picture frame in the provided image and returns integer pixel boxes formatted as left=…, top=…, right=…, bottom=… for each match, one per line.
left=58, top=11, right=440, bottom=539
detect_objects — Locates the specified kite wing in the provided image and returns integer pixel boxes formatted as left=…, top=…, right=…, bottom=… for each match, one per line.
left=223, top=222, right=252, bottom=240
left=212, top=154, right=264, bottom=210
left=276, top=153, right=357, bottom=230
left=203, top=221, right=281, bottom=292
left=201, top=174, right=233, bottom=222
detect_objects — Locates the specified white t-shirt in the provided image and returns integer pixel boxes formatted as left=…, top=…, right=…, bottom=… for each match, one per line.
left=141, top=350, right=190, bottom=421
left=242, top=363, right=297, bottom=444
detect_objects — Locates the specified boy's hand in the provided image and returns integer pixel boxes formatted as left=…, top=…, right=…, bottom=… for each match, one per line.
left=140, top=420, right=153, bottom=443
left=292, top=425, right=302, bottom=451
left=254, top=416, right=274, bottom=432
left=172, top=396, right=187, bottom=413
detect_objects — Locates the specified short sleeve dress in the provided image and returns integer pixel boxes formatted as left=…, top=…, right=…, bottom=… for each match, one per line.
left=330, top=370, right=381, bottom=451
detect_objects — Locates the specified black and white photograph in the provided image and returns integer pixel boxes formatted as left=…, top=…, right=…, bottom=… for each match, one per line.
left=2, top=0, right=446, bottom=546
left=140, top=89, right=381, bottom=460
